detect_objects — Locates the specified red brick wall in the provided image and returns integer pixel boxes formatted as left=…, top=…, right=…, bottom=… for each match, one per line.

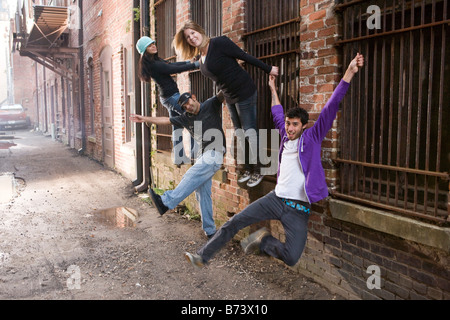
left=81, top=0, right=136, bottom=175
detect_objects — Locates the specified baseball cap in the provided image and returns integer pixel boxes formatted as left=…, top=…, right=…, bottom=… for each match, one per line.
left=178, top=92, right=192, bottom=107
left=136, top=36, right=155, bottom=55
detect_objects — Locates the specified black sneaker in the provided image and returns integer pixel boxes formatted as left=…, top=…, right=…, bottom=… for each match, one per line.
left=238, top=170, right=252, bottom=183
left=247, top=172, right=264, bottom=187
left=148, top=188, right=169, bottom=216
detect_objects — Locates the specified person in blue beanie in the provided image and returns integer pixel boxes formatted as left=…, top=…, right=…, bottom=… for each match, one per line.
left=136, top=36, right=198, bottom=165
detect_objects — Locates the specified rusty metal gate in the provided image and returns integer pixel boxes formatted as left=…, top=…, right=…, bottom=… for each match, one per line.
left=243, top=0, right=301, bottom=131
left=154, top=0, right=177, bottom=153
left=334, top=0, right=449, bottom=224
left=189, top=0, right=222, bottom=101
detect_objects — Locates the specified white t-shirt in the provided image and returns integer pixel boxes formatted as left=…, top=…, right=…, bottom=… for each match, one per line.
left=275, top=138, right=309, bottom=202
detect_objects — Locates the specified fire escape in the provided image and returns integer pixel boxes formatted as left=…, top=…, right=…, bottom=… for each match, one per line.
left=12, top=2, right=85, bottom=148
left=13, top=4, right=78, bottom=82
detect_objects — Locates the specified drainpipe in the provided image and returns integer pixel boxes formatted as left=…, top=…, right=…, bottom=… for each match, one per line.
left=134, top=0, right=151, bottom=192
left=132, top=0, right=143, bottom=187
left=78, top=0, right=86, bottom=153
left=34, top=62, right=39, bottom=129
left=43, top=67, right=48, bottom=132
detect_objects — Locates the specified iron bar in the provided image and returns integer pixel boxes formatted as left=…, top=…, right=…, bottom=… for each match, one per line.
left=335, top=19, right=450, bottom=45
left=331, top=191, right=448, bottom=224
left=334, top=158, right=449, bottom=180
left=242, top=18, right=300, bottom=38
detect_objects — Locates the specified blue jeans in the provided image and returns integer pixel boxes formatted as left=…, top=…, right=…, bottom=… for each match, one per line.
left=160, top=149, right=224, bottom=236
left=226, top=91, right=259, bottom=171
left=160, top=93, right=196, bottom=164
left=197, top=191, right=310, bottom=266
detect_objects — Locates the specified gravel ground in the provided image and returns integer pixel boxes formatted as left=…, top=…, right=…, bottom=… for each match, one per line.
left=0, top=129, right=341, bottom=304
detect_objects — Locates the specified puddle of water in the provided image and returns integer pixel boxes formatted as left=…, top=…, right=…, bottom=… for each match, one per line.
left=93, top=207, right=138, bottom=228
left=0, top=141, right=16, bottom=150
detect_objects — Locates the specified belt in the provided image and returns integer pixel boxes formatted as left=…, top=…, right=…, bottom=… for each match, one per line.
left=281, top=198, right=311, bottom=214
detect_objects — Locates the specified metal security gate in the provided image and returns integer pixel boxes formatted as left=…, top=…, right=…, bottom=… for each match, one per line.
left=334, top=0, right=449, bottom=224
left=189, top=0, right=222, bottom=101
left=243, top=0, right=300, bottom=131
left=154, top=0, right=177, bottom=153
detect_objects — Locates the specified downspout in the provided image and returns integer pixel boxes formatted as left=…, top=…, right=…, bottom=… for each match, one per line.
left=132, top=0, right=143, bottom=187
left=78, top=0, right=86, bottom=153
left=134, top=0, right=151, bottom=192
left=43, top=67, right=48, bottom=132
left=34, top=62, right=39, bottom=129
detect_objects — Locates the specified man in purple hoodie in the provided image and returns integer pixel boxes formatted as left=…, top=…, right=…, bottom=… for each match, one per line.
left=184, top=53, right=364, bottom=268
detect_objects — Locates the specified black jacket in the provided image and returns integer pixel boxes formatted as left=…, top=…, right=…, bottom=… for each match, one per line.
left=200, top=36, right=272, bottom=104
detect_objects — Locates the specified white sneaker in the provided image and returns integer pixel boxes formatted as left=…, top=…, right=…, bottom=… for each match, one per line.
left=240, top=227, right=270, bottom=254
left=184, top=252, right=205, bottom=268
left=238, top=170, right=252, bottom=183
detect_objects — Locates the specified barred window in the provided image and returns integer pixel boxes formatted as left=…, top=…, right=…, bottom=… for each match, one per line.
left=334, top=0, right=449, bottom=224
left=189, top=0, right=222, bottom=100
left=154, top=0, right=177, bottom=153
left=244, top=0, right=300, bottom=174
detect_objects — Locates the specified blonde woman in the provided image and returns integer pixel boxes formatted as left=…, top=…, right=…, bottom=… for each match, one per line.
left=173, top=21, right=279, bottom=187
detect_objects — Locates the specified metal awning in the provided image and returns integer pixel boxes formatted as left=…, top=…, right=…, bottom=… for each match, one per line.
left=27, top=5, right=69, bottom=47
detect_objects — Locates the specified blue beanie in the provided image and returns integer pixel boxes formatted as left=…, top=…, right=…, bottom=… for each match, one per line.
left=136, top=36, right=155, bottom=55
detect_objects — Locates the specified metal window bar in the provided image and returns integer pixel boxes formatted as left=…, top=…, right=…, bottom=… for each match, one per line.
left=334, top=0, right=449, bottom=224
left=243, top=0, right=300, bottom=171
left=189, top=70, right=216, bottom=103
left=190, top=0, right=222, bottom=38
left=189, top=0, right=222, bottom=102
left=154, top=0, right=177, bottom=153
left=243, top=3, right=300, bottom=124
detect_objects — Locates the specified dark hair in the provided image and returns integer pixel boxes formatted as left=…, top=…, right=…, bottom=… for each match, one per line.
left=138, top=51, right=163, bottom=82
left=285, top=107, right=309, bottom=126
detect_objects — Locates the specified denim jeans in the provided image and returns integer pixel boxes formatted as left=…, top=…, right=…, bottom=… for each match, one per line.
left=226, top=91, right=260, bottom=171
left=197, top=191, right=310, bottom=266
left=160, top=93, right=196, bottom=164
left=160, top=149, right=224, bottom=236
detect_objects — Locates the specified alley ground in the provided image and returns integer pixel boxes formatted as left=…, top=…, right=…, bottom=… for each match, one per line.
left=0, top=129, right=341, bottom=301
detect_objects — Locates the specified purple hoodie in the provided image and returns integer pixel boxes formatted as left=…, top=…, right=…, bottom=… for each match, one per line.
left=271, top=79, right=350, bottom=204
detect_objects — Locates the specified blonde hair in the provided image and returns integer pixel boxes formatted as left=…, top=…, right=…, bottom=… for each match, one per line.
left=173, top=21, right=210, bottom=60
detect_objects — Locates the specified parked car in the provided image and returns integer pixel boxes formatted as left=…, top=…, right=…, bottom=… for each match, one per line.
left=0, top=104, right=30, bottom=130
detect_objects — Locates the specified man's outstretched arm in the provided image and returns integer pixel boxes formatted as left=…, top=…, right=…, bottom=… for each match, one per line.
left=269, top=75, right=281, bottom=107
left=343, top=52, right=364, bottom=83
left=309, top=53, right=364, bottom=142
left=269, top=75, right=286, bottom=132
left=129, top=114, right=171, bottom=126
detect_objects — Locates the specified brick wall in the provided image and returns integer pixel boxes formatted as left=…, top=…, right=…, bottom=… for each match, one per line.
left=81, top=0, right=137, bottom=178
left=292, top=201, right=450, bottom=300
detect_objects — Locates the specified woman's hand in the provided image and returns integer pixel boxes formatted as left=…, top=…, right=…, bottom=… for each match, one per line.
left=269, top=66, right=279, bottom=76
